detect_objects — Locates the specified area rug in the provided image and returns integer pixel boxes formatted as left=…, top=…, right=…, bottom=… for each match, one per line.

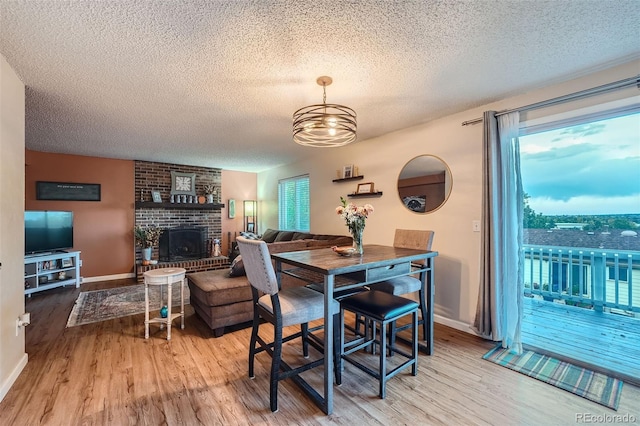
left=66, top=284, right=189, bottom=327
left=483, top=345, right=623, bottom=410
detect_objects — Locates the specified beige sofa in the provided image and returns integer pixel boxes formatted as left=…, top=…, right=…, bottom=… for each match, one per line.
left=187, top=229, right=352, bottom=337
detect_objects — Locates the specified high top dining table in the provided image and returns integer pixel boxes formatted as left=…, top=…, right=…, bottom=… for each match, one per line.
left=272, top=244, right=438, bottom=415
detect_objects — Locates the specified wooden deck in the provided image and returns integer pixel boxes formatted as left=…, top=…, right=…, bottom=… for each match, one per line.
left=522, top=297, right=640, bottom=386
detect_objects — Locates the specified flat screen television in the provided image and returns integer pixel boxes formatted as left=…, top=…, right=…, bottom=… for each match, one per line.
left=25, top=211, right=74, bottom=255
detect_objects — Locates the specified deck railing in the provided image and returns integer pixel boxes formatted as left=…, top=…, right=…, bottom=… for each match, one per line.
left=523, top=244, right=640, bottom=315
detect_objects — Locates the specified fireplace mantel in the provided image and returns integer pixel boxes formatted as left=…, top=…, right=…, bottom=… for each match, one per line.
left=135, top=201, right=225, bottom=210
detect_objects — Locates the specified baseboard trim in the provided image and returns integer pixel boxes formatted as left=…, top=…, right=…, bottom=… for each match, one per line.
left=0, top=353, right=28, bottom=403
left=82, top=272, right=136, bottom=283
left=434, top=314, right=479, bottom=336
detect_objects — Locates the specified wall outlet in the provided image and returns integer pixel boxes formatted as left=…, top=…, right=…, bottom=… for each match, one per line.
left=16, top=313, right=31, bottom=336
left=472, top=220, right=481, bottom=232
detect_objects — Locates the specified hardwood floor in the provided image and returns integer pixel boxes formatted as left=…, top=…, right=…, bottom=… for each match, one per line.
left=1, top=278, right=639, bottom=425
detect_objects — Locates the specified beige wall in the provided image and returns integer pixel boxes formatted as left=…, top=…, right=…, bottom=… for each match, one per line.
left=0, top=54, right=27, bottom=402
left=259, top=59, right=640, bottom=332
left=221, top=170, right=257, bottom=253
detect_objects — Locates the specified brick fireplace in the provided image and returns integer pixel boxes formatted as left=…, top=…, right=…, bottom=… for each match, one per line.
left=134, top=160, right=228, bottom=280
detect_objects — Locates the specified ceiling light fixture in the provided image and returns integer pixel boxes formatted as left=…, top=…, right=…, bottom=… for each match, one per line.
left=293, top=76, right=357, bottom=147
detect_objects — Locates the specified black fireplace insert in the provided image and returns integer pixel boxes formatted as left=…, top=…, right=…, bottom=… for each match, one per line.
left=159, top=227, right=207, bottom=261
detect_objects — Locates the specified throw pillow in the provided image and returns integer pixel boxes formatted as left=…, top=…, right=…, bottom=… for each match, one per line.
left=239, top=231, right=260, bottom=240
left=228, top=255, right=246, bottom=277
left=260, top=228, right=280, bottom=243
left=274, top=231, right=295, bottom=242
left=292, top=232, right=313, bottom=240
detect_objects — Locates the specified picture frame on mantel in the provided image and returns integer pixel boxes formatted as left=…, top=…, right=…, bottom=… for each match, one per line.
left=151, top=190, right=162, bottom=203
left=228, top=199, right=236, bottom=218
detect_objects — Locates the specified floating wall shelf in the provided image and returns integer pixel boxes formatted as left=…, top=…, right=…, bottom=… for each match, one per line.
left=332, top=175, right=364, bottom=183
left=347, top=192, right=383, bottom=198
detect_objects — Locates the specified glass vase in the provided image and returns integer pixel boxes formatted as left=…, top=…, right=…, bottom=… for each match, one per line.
left=350, top=229, right=364, bottom=255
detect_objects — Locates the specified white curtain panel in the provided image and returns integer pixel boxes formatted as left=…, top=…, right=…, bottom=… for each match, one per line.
left=472, top=110, right=524, bottom=354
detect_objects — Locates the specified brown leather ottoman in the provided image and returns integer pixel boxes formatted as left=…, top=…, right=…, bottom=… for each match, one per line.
left=187, top=270, right=253, bottom=337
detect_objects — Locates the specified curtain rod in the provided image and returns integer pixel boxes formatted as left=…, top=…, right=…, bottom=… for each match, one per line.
left=461, top=75, right=640, bottom=126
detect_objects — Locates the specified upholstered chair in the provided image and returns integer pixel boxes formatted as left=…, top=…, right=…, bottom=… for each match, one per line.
left=236, top=236, right=341, bottom=412
left=367, top=229, right=434, bottom=348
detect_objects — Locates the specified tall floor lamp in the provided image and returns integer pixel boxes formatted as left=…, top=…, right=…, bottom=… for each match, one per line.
left=244, top=200, right=257, bottom=233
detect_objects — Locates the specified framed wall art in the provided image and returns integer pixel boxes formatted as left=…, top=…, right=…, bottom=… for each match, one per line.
left=228, top=199, right=236, bottom=218
left=342, top=164, right=353, bottom=179
left=170, top=171, right=196, bottom=196
left=356, top=182, right=374, bottom=194
left=36, top=181, right=101, bottom=201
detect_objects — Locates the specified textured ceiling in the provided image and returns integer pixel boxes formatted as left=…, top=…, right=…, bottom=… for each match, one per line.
left=1, top=1, right=639, bottom=172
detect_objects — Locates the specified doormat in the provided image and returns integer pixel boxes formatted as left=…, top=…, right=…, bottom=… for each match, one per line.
left=483, top=345, right=623, bottom=410
left=66, top=284, right=189, bottom=327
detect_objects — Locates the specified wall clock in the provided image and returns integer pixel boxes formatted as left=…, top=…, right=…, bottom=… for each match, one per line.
left=170, top=171, right=196, bottom=196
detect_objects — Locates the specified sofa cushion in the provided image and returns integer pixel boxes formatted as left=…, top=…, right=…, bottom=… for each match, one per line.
left=228, top=255, right=245, bottom=277
left=260, top=228, right=280, bottom=243
left=292, top=232, right=313, bottom=240
left=267, top=240, right=309, bottom=254
left=274, top=231, right=296, bottom=242
left=187, top=270, right=252, bottom=306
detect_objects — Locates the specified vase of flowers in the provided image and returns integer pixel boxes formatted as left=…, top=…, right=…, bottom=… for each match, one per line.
left=335, top=196, right=374, bottom=255
left=203, top=184, right=217, bottom=204
left=134, top=226, right=163, bottom=262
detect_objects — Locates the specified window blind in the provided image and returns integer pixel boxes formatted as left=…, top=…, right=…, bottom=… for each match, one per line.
left=278, top=174, right=310, bottom=231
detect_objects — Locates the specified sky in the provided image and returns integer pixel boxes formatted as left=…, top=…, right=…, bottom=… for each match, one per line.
left=519, top=112, right=640, bottom=216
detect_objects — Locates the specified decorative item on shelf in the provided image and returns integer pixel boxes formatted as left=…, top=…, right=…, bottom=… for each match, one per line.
left=151, top=190, right=162, bottom=203
left=134, top=225, right=163, bottom=264
left=244, top=200, right=257, bottom=233
left=170, top=194, right=175, bottom=203
left=198, top=195, right=206, bottom=204
left=203, top=183, right=217, bottom=204
left=58, top=271, right=66, bottom=280
left=356, top=182, right=375, bottom=194
left=343, top=164, right=353, bottom=179
left=39, top=276, right=48, bottom=285
left=61, top=257, right=73, bottom=267
left=160, top=305, right=168, bottom=318
left=335, top=196, right=374, bottom=255
left=293, top=76, right=357, bottom=147
left=213, top=239, right=221, bottom=257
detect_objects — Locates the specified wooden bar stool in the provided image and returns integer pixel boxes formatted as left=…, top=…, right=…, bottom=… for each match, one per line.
left=339, top=290, right=419, bottom=398
left=144, top=267, right=186, bottom=340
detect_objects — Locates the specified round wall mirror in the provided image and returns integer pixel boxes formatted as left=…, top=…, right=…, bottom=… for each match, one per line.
left=397, top=155, right=452, bottom=213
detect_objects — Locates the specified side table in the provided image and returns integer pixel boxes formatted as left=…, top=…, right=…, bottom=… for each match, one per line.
left=144, top=267, right=186, bottom=340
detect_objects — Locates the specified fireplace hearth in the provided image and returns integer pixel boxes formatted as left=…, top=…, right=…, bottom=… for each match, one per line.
left=159, top=227, right=208, bottom=261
